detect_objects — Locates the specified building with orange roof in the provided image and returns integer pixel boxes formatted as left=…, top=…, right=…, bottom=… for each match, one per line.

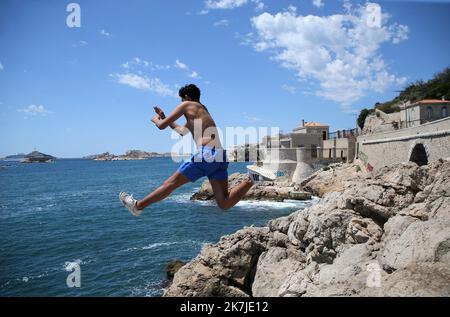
left=356, top=97, right=450, bottom=172
left=304, top=122, right=329, bottom=127
left=262, top=119, right=330, bottom=150
left=257, top=118, right=358, bottom=183
left=400, top=98, right=449, bottom=128
left=293, top=120, right=329, bottom=137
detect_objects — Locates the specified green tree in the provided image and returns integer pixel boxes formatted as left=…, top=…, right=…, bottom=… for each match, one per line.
left=357, top=108, right=375, bottom=129
left=373, top=66, right=450, bottom=113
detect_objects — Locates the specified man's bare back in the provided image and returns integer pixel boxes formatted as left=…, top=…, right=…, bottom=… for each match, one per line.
left=183, top=101, right=222, bottom=148
left=152, top=101, right=222, bottom=149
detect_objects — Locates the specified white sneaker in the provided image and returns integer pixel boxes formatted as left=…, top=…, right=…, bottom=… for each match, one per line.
left=119, top=192, right=142, bottom=217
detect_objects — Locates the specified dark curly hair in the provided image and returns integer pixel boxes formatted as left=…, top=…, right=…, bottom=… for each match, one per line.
left=178, top=84, right=201, bottom=101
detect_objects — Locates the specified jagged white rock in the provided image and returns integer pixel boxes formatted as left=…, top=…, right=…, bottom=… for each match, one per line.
left=165, top=159, right=450, bottom=297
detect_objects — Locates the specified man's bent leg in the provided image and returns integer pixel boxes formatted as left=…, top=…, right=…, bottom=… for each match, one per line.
left=136, top=170, right=190, bottom=210
left=209, top=177, right=253, bottom=211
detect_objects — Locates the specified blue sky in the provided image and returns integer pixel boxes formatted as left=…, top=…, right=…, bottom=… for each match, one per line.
left=0, top=0, right=449, bottom=158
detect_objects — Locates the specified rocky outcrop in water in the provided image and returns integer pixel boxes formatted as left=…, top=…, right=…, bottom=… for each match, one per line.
left=21, top=151, right=56, bottom=163
left=191, top=173, right=311, bottom=202
left=87, top=152, right=116, bottom=161
left=85, top=150, right=154, bottom=161
left=166, top=260, right=187, bottom=280
left=85, top=150, right=189, bottom=161
left=165, top=159, right=450, bottom=297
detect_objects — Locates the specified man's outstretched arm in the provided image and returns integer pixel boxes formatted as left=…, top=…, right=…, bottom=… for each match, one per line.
left=151, top=102, right=188, bottom=131
left=153, top=106, right=189, bottom=136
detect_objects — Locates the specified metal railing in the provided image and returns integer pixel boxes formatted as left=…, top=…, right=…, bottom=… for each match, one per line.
left=328, top=128, right=359, bottom=140
left=228, top=145, right=354, bottom=163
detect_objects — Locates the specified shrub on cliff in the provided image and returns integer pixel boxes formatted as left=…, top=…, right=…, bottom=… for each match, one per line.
left=374, top=66, right=450, bottom=113
left=357, top=108, right=375, bottom=129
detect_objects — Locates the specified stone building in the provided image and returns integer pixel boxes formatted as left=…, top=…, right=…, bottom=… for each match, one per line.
left=322, top=129, right=358, bottom=162
left=361, top=99, right=450, bottom=136
left=357, top=100, right=450, bottom=172
left=256, top=120, right=357, bottom=183
left=261, top=121, right=329, bottom=151
left=399, top=99, right=449, bottom=128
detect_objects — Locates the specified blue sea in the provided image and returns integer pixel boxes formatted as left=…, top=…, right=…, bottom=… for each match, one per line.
left=0, top=158, right=316, bottom=297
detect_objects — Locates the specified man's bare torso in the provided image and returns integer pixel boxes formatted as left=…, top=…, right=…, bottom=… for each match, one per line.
left=183, top=101, right=222, bottom=149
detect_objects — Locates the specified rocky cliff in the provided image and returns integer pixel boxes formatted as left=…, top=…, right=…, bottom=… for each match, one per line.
left=361, top=111, right=400, bottom=135
left=165, top=159, right=450, bottom=297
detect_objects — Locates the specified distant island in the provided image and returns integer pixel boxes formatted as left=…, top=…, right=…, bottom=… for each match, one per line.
left=2, top=149, right=190, bottom=162
left=21, top=151, right=56, bottom=163
left=84, top=150, right=190, bottom=161
left=3, top=153, right=26, bottom=161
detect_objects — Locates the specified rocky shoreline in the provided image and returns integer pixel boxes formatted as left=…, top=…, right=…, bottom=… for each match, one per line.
left=165, top=159, right=450, bottom=297
left=191, top=173, right=312, bottom=202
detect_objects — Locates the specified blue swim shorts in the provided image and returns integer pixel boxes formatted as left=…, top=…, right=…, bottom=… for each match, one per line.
left=178, top=146, right=229, bottom=182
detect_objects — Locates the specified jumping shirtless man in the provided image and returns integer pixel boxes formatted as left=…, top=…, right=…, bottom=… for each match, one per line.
left=119, top=84, right=265, bottom=216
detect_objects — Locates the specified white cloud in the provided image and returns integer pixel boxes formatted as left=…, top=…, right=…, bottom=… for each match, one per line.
left=236, top=32, right=256, bottom=46
left=154, top=64, right=171, bottom=70
left=250, top=2, right=409, bottom=109
left=175, top=59, right=189, bottom=70
left=19, top=105, right=49, bottom=116
left=113, top=58, right=203, bottom=95
left=243, top=112, right=270, bottom=123
left=214, top=19, right=230, bottom=27
left=146, top=78, right=175, bottom=97
left=100, top=29, right=111, bottom=37
left=122, top=57, right=150, bottom=69
left=0, top=63, right=3, bottom=71
left=391, top=24, right=409, bottom=44
left=312, top=0, right=324, bottom=9
left=205, top=0, right=264, bottom=11
left=189, top=71, right=200, bottom=78
left=111, top=73, right=150, bottom=90
left=281, top=84, right=298, bottom=94
left=173, top=60, right=201, bottom=78
left=110, top=73, right=175, bottom=97
left=122, top=57, right=171, bottom=71
left=253, top=0, right=265, bottom=11
left=206, top=0, right=248, bottom=9
left=72, top=40, right=88, bottom=47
